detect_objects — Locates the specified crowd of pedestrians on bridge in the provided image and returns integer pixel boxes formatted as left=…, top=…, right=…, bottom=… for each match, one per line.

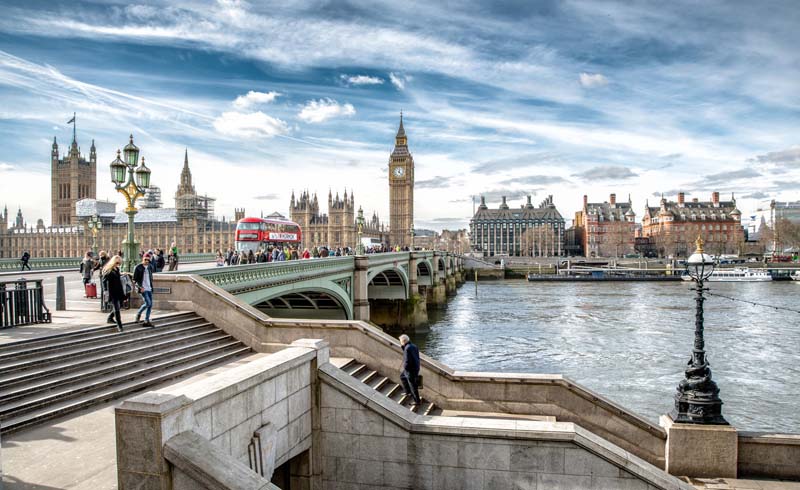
left=214, top=243, right=414, bottom=267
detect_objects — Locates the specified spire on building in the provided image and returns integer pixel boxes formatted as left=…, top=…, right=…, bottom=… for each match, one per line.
left=52, top=137, right=58, bottom=149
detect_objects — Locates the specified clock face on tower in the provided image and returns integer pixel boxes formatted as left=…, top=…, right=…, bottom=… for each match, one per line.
left=393, top=166, right=405, bottom=178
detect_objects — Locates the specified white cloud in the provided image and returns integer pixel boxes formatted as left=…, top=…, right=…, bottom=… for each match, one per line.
left=579, top=72, right=609, bottom=88
left=341, top=74, right=384, bottom=86
left=0, top=162, right=14, bottom=171
left=389, top=72, right=410, bottom=90
left=232, top=90, right=280, bottom=109
left=297, top=98, right=355, bottom=124
left=212, top=111, right=289, bottom=138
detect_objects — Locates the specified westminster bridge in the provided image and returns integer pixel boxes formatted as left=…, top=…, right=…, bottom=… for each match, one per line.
left=153, top=251, right=465, bottom=330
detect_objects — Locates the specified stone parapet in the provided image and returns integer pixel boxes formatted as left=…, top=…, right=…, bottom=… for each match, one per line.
left=318, top=362, right=693, bottom=490
left=738, top=431, right=800, bottom=480
left=115, top=340, right=326, bottom=489
left=660, top=415, right=737, bottom=479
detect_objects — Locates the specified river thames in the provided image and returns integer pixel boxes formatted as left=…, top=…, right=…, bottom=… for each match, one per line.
left=412, top=279, right=800, bottom=433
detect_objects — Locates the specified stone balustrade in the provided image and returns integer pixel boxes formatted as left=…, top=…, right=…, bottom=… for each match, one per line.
left=115, top=340, right=325, bottom=489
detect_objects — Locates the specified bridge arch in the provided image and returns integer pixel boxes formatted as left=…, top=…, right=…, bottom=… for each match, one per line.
left=367, top=264, right=409, bottom=300
left=244, top=284, right=353, bottom=320
left=417, top=260, right=433, bottom=287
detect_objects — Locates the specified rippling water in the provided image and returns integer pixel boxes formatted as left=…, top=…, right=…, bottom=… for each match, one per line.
left=411, top=280, right=800, bottom=433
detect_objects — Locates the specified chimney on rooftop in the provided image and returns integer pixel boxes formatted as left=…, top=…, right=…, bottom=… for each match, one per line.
left=610, top=193, right=616, bottom=205
left=678, top=192, right=685, bottom=206
left=712, top=192, right=720, bottom=206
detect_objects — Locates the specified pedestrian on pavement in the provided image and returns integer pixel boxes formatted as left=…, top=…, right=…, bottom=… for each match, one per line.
left=248, top=249, right=255, bottom=264
left=20, top=250, right=31, bottom=271
left=102, top=255, right=126, bottom=332
left=302, top=248, right=311, bottom=259
left=133, top=255, right=155, bottom=327
left=155, top=249, right=166, bottom=272
left=94, top=251, right=110, bottom=311
left=216, top=250, right=225, bottom=267
left=399, top=334, right=422, bottom=408
left=167, top=242, right=179, bottom=271
left=80, top=251, right=94, bottom=285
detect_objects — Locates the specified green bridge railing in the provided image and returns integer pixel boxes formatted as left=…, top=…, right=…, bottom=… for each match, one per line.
left=0, top=253, right=216, bottom=273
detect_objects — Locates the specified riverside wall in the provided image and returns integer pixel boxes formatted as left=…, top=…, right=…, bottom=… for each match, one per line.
left=145, top=273, right=800, bottom=481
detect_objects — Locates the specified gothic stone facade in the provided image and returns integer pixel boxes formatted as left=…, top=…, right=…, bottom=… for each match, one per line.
left=0, top=148, right=235, bottom=258
left=641, top=192, right=744, bottom=257
left=289, top=190, right=386, bottom=250
left=388, top=115, right=414, bottom=248
left=470, top=195, right=565, bottom=257
left=574, top=193, right=636, bottom=258
left=51, top=136, right=96, bottom=226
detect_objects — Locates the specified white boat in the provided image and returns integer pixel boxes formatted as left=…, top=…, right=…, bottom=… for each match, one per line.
left=681, top=268, right=772, bottom=282
left=792, top=272, right=800, bottom=281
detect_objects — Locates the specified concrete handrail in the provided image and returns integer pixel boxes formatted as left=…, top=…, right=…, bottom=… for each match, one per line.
left=152, top=272, right=668, bottom=467
left=164, top=431, right=279, bottom=490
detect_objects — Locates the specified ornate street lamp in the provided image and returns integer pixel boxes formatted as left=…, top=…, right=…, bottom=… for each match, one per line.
left=356, top=207, right=366, bottom=255
left=86, top=214, right=102, bottom=257
left=671, top=237, right=727, bottom=425
left=110, top=135, right=151, bottom=272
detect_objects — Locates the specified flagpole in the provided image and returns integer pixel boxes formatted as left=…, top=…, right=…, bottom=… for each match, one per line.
left=72, top=112, right=76, bottom=143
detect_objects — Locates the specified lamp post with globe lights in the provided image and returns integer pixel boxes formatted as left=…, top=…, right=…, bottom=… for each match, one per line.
left=670, top=236, right=727, bottom=425
left=110, top=135, right=151, bottom=272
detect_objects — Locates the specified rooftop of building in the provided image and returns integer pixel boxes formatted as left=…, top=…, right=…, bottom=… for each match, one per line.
left=472, top=195, right=564, bottom=222
left=644, top=192, right=741, bottom=222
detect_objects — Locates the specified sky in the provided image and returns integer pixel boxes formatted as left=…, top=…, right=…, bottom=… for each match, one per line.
left=0, top=0, right=798, bottom=232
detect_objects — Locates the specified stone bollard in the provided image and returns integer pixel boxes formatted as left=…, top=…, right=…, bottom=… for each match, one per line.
left=56, top=275, right=66, bottom=311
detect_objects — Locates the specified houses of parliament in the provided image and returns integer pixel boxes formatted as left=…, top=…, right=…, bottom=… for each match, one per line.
left=0, top=116, right=415, bottom=258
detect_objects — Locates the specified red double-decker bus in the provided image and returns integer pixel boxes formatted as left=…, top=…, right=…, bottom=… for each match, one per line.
left=235, top=216, right=302, bottom=253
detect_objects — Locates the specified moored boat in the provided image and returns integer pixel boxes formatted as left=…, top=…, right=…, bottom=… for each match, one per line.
left=681, top=267, right=772, bottom=282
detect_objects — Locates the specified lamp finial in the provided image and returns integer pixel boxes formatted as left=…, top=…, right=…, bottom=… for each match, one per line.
left=695, top=236, right=704, bottom=254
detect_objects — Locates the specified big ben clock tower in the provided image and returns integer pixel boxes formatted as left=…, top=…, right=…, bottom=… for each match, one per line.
left=389, top=113, right=414, bottom=247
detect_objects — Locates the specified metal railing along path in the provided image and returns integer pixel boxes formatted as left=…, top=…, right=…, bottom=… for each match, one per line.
left=0, top=279, right=52, bottom=328
left=0, top=253, right=215, bottom=273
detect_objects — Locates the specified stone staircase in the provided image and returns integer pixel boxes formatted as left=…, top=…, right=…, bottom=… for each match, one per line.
left=0, top=312, right=251, bottom=434
left=334, top=358, right=559, bottom=423
left=336, top=359, right=442, bottom=416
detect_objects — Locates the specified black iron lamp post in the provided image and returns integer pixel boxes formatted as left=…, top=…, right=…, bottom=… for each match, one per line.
left=110, top=135, right=151, bottom=272
left=671, top=237, right=727, bottom=425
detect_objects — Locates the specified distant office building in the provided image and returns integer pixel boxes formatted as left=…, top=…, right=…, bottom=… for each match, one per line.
left=469, top=195, right=565, bottom=257
left=771, top=200, right=800, bottom=225
left=641, top=192, right=744, bottom=257
left=573, top=193, right=636, bottom=258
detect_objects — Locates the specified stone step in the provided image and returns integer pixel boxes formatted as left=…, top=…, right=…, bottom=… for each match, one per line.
left=0, top=322, right=216, bottom=374
left=0, top=328, right=226, bottom=389
left=338, top=359, right=439, bottom=415
left=0, top=315, right=206, bottom=361
left=0, top=311, right=197, bottom=354
left=0, top=336, right=239, bottom=403
left=0, top=313, right=252, bottom=435
left=0, top=345, right=252, bottom=434
left=0, top=339, right=246, bottom=419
